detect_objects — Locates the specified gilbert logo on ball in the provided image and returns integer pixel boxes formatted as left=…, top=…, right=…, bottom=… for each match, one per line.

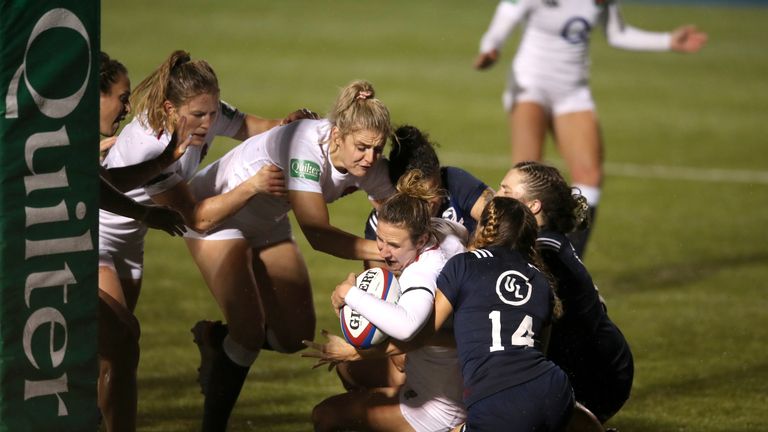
left=340, top=267, right=401, bottom=349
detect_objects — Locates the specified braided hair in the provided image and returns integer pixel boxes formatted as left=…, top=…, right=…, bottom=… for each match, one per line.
left=99, top=52, right=127, bottom=94
left=513, top=161, right=589, bottom=234
left=472, top=196, right=562, bottom=318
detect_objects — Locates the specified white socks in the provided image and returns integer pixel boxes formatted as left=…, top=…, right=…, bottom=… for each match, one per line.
left=573, top=183, right=601, bottom=207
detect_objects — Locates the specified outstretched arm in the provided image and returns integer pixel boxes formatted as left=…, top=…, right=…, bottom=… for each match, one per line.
left=103, top=117, right=193, bottom=192
left=100, top=174, right=186, bottom=237
left=291, top=190, right=380, bottom=261
left=604, top=2, right=707, bottom=52
left=150, top=164, right=286, bottom=233
left=232, top=108, right=319, bottom=141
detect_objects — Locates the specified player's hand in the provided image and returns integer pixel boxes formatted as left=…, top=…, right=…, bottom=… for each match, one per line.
left=158, top=117, right=193, bottom=167
left=474, top=50, right=499, bottom=70
left=100, top=136, right=118, bottom=153
left=280, top=108, right=319, bottom=126
left=301, top=329, right=361, bottom=370
left=142, top=205, right=186, bottom=236
left=670, top=25, right=707, bottom=53
left=331, top=273, right=356, bottom=314
left=247, top=164, right=286, bottom=197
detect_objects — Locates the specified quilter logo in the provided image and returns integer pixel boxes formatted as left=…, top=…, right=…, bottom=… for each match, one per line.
left=1, top=3, right=99, bottom=430
left=290, top=159, right=321, bottom=181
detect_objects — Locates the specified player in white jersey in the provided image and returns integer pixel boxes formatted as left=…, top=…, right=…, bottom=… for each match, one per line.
left=309, top=170, right=467, bottom=432
left=475, top=0, right=707, bottom=257
left=98, top=50, right=312, bottom=432
left=187, top=80, right=394, bottom=431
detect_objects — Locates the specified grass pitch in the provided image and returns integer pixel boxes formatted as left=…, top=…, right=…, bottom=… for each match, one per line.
left=102, top=1, right=768, bottom=430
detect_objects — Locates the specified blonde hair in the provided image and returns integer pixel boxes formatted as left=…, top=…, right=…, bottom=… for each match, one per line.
left=130, top=50, right=220, bottom=132
left=377, top=170, right=441, bottom=244
left=328, top=80, right=391, bottom=140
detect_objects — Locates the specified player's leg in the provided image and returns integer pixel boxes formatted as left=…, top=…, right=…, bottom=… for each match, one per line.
left=312, top=387, right=415, bottom=432
left=509, top=101, right=550, bottom=164
left=552, top=109, right=603, bottom=257
left=567, top=402, right=606, bottom=432
left=253, top=239, right=315, bottom=353
left=186, top=237, right=265, bottom=432
left=97, top=265, right=142, bottom=432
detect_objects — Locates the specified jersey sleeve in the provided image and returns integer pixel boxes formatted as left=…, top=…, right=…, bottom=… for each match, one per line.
left=479, top=0, right=532, bottom=53
left=443, top=167, right=488, bottom=217
left=602, top=1, right=671, bottom=51
left=212, top=100, right=247, bottom=138
left=363, top=209, right=378, bottom=240
left=344, top=282, right=434, bottom=342
left=284, top=127, right=325, bottom=194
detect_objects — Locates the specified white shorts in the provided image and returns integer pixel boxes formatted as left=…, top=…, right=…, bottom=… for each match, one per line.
left=99, top=212, right=148, bottom=280
left=399, top=383, right=466, bottom=432
left=185, top=162, right=294, bottom=248
left=503, top=77, right=596, bottom=116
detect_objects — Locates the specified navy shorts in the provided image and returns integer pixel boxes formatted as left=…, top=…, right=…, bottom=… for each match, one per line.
left=465, top=367, right=574, bottom=432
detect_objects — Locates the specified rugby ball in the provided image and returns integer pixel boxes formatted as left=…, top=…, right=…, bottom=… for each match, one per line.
left=340, top=267, right=401, bottom=349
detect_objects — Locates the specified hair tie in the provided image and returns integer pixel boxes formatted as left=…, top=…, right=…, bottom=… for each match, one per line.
left=356, top=90, right=372, bottom=100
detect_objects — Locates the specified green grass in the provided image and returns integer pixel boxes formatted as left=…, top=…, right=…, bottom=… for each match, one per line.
left=102, top=1, right=768, bottom=430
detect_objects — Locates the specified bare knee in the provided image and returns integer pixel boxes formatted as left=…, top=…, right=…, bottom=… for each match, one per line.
left=98, top=293, right=140, bottom=370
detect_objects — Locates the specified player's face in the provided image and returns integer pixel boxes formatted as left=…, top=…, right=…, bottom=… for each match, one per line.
left=376, top=221, right=428, bottom=272
left=496, top=169, right=528, bottom=201
left=332, top=127, right=386, bottom=177
left=99, top=73, right=131, bottom=137
left=169, top=92, right=220, bottom=146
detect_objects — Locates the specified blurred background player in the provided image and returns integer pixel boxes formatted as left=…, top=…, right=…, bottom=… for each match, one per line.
left=474, top=0, right=707, bottom=257
left=186, top=80, right=394, bottom=431
left=497, top=161, right=633, bottom=431
left=312, top=170, right=468, bottom=432
left=98, top=50, right=311, bottom=431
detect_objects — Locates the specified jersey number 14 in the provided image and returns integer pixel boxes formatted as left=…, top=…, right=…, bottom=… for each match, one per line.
left=488, top=312, right=534, bottom=352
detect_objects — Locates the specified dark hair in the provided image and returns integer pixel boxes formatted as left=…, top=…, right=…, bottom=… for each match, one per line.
left=472, top=196, right=562, bottom=318
left=99, top=51, right=128, bottom=94
left=388, top=125, right=441, bottom=185
left=377, top=170, right=440, bottom=245
left=513, top=161, right=589, bottom=233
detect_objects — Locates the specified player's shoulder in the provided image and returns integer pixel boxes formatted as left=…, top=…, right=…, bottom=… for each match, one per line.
left=536, top=229, right=568, bottom=252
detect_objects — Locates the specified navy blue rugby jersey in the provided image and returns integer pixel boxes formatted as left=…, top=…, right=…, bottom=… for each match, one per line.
left=436, top=246, right=556, bottom=408
left=365, top=166, right=488, bottom=239
left=536, top=230, right=633, bottom=388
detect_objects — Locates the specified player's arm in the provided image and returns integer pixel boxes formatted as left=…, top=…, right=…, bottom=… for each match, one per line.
left=469, top=187, right=495, bottom=222
left=231, top=108, right=320, bottom=141
left=103, top=121, right=193, bottom=192
left=99, top=176, right=185, bottom=236
left=333, top=273, right=435, bottom=341
left=149, top=164, right=285, bottom=233
left=603, top=2, right=706, bottom=52
left=291, top=190, right=380, bottom=260
left=475, top=0, right=529, bottom=70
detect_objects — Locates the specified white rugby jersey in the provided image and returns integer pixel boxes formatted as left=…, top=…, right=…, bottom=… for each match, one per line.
left=480, top=0, right=671, bottom=88
left=99, top=101, right=245, bottom=243
left=187, top=118, right=395, bottom=226
left=344, top=220, right=467, bottom=406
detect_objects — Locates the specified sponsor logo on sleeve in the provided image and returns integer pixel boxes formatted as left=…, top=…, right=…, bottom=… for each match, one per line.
left=290, top=159, right=321, bottom=181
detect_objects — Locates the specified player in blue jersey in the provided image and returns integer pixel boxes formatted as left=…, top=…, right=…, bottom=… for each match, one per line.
left=475, top=0, right=707, bottom=257
left=497, top=161, right=633, bottom=430
left=364, top=125, right=493, bottom=243
left=434, top=196, right=573, bottom=431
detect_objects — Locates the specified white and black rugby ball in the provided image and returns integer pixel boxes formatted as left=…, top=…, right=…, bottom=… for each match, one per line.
left=340, top=267, right=401, bottom=349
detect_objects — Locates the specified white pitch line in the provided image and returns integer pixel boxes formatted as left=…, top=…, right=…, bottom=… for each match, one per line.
left=440, top=151, right=768, bottom=185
